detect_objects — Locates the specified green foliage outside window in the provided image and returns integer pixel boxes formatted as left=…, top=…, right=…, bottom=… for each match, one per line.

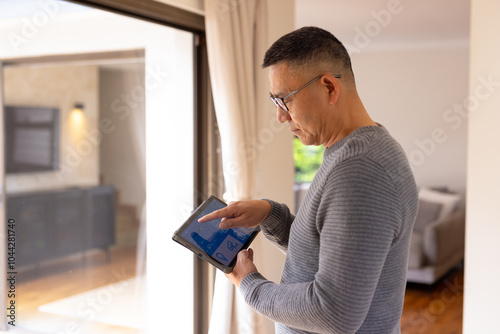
left=293, top=137, right=325, bottom=183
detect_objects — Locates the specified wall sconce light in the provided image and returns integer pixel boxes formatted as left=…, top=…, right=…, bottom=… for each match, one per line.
left=71, top=103, right=85, bottom=128
left=73, top=103, right=84, bottom=113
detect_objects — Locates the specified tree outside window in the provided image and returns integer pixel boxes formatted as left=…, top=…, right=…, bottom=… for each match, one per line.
left=293, top=137, right=325, bottom=184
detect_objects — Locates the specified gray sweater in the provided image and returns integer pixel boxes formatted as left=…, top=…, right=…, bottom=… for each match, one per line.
left=239, top=125, right=418, bottom=334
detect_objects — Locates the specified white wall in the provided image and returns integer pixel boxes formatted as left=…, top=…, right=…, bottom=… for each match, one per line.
left=252, top=0, right=294, bottom=278
left=99, top=65, right=146, bottom=209
left=463, top=1, right=500, bottom=332
left=352, top=45, right=469, bottom=198
left=4, top=64, right=100, bottom=193
left=255, top=0, right=295, bottom=211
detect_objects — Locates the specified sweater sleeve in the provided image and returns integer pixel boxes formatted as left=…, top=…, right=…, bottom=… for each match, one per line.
left=259, top=199, right=295, bottom=253
left=239, top=158, right=402, bottom=333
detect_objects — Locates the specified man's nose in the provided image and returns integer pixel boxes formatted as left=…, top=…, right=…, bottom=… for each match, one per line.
left=276, top=108, right=291, bottom=123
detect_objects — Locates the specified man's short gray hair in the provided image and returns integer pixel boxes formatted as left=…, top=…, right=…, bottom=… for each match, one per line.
left=262, top=26, right=354, bottom=83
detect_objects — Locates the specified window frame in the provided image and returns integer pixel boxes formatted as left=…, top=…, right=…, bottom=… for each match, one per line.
left=67, top=0, right=204, bottom=33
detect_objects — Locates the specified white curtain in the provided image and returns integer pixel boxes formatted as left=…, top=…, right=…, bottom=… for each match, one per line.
left=205, top=0, right=268, bottom=333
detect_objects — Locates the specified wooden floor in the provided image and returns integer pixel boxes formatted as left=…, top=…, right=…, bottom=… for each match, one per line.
left=402, top=267, right=464, bottom=334
left=14, top=246, right=144, bottom=333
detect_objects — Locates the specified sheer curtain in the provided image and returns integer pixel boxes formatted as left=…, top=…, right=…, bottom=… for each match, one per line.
left=205, top=0, right=268, bottom=333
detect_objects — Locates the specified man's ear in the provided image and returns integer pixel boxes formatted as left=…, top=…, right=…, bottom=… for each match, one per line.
left=320, top=74, right=341, bottom=105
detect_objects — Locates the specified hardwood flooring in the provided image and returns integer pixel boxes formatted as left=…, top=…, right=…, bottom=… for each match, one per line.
left=402, top=267, right=464, bottom=334
left=13, top=246, right=144, bottom=333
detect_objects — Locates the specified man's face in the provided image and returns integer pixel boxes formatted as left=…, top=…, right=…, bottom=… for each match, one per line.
left=268, top=63, right=331, bottom=146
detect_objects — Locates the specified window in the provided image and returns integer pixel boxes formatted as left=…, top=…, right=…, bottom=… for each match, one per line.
left=293, top=137, right=325, bottom=183
left=293, top=137, right=325, bottom=211
left=0, top=0, right=206, bottom=332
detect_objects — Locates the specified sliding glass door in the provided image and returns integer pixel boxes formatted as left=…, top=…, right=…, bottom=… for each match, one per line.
left=0, top=1, right=197, bottom=332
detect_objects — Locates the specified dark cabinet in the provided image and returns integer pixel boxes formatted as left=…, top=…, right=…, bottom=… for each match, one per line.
left=53, top=188, right=86, bottom=255
left=6, top=185, right=115, bottom=267
left=86, top=186, right=116, bottom=249
left=11, top=193, right=53, bottom=265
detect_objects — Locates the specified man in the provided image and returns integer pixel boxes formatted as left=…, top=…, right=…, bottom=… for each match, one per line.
left=199, top=26, right=418, bottom=333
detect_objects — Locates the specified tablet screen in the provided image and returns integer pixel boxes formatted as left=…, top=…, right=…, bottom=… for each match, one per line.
left=177, top=197, right=258, bottom=267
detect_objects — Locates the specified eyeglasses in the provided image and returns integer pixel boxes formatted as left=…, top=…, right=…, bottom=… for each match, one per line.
left=269, top=74, right=341, bottom=113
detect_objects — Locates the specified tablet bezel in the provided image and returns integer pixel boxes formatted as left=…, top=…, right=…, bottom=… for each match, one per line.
left=172, top=195, right=260, bottom=273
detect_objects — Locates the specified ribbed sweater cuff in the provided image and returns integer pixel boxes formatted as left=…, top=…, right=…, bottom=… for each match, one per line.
left=261, top=199, right=283, bottom=232
left=239, top=272, right=267, bottom=298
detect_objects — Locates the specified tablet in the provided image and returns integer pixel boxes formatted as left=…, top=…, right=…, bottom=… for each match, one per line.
left=172, top=195, right=260, bottom=273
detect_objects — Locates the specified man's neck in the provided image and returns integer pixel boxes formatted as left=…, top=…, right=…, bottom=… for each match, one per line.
left=323, top=92, right=377, bottom=148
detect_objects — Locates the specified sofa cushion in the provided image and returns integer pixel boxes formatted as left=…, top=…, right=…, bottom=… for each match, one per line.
left=408, top=232, right=426, bottom=269
left=418, top=187, right=461, bottom=220
left=413, top=199, right=443, bottom=234
left=423, top=210, right=466, bottom=265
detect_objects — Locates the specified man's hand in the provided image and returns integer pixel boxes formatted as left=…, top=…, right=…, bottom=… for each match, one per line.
left=226, top=248, right=257, bottom=287
left=198, top=200, right=271, bottom=229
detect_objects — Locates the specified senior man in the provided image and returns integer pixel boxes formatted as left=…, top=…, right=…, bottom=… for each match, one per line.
left=200, top=26, right=418, bottom=334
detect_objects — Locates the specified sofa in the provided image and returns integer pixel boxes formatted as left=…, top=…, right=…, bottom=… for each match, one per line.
left=406, top=187, right=466, bottom=284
